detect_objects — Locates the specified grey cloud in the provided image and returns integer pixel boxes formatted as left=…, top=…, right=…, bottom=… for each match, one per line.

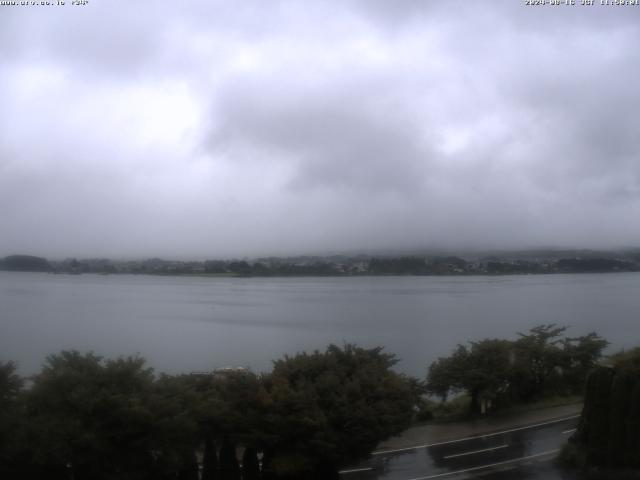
left=0, top=1, right=321, bottom=78
left=210, top=82, right=434, bottom=193
left=2, top=0, right=640, bottom=258
left=0, top=8, right=157, bottom=75
left=500, top=31, right=640, bottom=200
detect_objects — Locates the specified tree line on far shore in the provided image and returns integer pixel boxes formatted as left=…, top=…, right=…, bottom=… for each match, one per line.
left=3, top=252, right=640, bottom=276
left=0, top=325, right=611, bottom=479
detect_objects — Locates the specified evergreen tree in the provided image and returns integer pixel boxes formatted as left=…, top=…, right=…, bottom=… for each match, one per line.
left=261, top=344, right=417, bottom=475
left=0, top=362, right=26, bottom=479
left=573, top=350, right=640, bottom=469
left=606, top=371, right=635, bottom=465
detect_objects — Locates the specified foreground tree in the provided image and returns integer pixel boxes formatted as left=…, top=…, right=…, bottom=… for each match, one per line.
left=510, top=324, right=568, bottom=401
left=261, top=344, right=418, bottom=478
left=0, top=362, right=26, bottom=479
left=2, top=344, right=421, bottom=479
left=21, top=352, right=152, bottom=479
left=427, top=325, right=608, bottom=415
left=561, top=332, right=610, bottom=393
left=512, top=325, right=608, bottom=400
left=569, top=347, right=640, bottom=469
left=23, top=351, right=199, bottom=480
left=427, top=340, right=512, bottom=414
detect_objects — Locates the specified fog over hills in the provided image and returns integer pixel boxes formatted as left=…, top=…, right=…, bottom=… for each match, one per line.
left=2, top=1, right=640, bottom=258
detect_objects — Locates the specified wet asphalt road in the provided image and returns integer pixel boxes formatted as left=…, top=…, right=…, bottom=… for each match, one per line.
left=339, top=416, right=581, bottom=480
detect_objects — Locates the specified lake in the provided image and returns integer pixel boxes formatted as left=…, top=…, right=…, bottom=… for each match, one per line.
left=1, top=271, right=639, bottom=378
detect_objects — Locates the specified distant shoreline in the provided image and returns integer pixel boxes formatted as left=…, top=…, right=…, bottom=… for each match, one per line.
left=2, top=251, right=640, bottom=277
left=3, top=269, right=640, bottom=279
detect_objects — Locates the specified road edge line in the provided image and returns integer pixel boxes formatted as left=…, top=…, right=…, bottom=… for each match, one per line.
left=372, top=415, right=580, bottom=456
left=406, top=449, right=560, bottom=480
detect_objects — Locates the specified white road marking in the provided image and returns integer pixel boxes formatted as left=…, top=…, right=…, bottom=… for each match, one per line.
left=339, top=467, right=373, bottom=474
left=372, top=415, right=580, bottom=456
left=443, top=444, right=509, bottom=460
left=562, top=428, right=577, bottom=434
left=406, top=449, right=560, bottom=480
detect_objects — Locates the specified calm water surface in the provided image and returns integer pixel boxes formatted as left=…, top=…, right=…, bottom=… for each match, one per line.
left=1, top=272, right=639, bottom=377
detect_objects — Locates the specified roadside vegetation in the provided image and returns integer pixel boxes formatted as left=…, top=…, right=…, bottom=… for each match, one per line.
left=0, top=345, right=418, bottom=480
left=0, top=325, right=611, bottom=479
left=425, top=325, right=607, bottom=416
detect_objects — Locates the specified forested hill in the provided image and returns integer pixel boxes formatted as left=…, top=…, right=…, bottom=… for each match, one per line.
left=0, top=255, right=51, bottom=272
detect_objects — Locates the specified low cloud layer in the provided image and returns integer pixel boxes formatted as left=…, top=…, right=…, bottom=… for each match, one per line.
left=2, top=1, right=639, bottom=258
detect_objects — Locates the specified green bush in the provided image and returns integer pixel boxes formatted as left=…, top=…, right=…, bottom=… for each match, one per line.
left=430, top=395, right=471, bottom=420
left=416, top=408, right=433, bottom=423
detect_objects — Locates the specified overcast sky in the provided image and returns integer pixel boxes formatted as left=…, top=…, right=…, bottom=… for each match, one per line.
left=1, top=0, right=639, bottom=259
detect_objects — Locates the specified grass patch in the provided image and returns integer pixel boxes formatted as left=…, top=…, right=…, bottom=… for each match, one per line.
left=415, top=394, right=582, bottom=425
left=415, top=395, right=472, bottom=423
left=494, top=394, right=583, bottom=416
